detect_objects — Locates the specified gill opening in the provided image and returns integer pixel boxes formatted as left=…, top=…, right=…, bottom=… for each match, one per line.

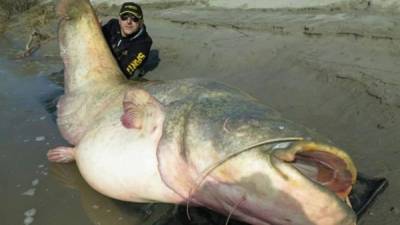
left=185, top=137, right=304, bottom=221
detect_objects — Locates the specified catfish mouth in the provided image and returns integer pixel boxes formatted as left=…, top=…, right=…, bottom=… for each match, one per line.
left=274, top=141, right=357, bottom=201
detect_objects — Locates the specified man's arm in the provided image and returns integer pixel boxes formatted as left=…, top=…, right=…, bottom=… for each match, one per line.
left=101, top=19, right=115, bottom=41
left=119, top=41, right=151, bottom=79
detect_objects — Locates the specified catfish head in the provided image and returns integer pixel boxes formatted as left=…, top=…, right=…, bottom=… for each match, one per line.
left=156, top=85, right=357, bottom=225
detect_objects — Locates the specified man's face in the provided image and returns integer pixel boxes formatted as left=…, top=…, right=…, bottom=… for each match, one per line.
left=118, top=14, right=142, bottom=37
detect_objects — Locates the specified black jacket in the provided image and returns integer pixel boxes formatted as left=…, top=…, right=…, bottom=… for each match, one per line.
left=102, top=19, right=152, bottom=79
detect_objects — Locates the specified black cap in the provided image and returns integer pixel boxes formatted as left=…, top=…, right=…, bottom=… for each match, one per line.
left=119, top=2, right=143, bottom=19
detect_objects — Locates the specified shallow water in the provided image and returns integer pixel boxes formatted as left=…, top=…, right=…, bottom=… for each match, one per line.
left=0, top=36, right=89, bottom=225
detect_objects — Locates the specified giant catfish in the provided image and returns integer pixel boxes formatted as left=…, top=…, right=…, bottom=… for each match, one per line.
left=47, top=0, right=358, bottom=224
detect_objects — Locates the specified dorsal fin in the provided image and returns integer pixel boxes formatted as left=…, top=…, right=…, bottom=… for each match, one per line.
left=121, top=89, right=165, bottom=139
left=57, top=0, right=125, bottom=94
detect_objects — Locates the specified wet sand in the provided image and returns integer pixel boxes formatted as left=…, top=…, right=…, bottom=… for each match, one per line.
left=1, top=1, right=399, bottom=225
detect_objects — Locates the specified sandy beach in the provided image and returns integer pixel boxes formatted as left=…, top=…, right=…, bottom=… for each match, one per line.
left=1, top=0, right=399, bottom=224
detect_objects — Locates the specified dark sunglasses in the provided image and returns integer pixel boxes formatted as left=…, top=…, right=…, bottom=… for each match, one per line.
left=120, top=14, right=140, bottom=22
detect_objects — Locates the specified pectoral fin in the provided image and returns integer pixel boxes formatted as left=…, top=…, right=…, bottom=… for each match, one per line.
left=120, top=89, right=165, bottom=138
left=47, top=146, right=75, bottom=163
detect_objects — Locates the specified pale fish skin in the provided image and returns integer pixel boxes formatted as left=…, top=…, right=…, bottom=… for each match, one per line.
left=47, top=0, right=357, bottom=224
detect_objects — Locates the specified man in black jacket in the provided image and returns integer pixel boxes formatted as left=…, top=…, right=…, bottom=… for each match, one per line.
left=102, top=2, right=152, bottom=79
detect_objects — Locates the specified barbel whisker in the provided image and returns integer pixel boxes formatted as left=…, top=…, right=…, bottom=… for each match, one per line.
left=225, top=196, right=246, bottom=225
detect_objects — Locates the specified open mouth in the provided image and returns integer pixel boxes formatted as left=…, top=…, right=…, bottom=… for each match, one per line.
left=274, top=141, right=357, bottom=201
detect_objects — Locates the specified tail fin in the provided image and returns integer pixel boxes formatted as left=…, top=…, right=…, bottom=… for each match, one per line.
left=57, top=0, right=125, bottom=94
